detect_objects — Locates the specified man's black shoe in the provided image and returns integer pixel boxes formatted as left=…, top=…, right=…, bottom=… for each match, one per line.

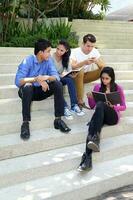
left=21, top=122, right=30, bottom=140
left=54, top=119, right=71, bottom=133
left=87, top=133, right=100, bottom=152
left=78, top=153, right=92, bottom=171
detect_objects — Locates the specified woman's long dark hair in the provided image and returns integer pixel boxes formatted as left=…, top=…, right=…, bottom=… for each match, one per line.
left=58, top=40, right=71, bottom=70
left=99, top=66, right=117, bottom=93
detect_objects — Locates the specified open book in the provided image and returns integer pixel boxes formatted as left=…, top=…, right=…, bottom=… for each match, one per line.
left=62, top=67, right=82, bottom=77
left=92, top=91, right=121, bottom=105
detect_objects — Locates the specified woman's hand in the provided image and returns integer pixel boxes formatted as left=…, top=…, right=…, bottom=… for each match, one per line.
left=70, top=72, right=78, bottom=78
left=106, top=101, right=114, bottom=108
left=60, top=71, right=68, bottom=77
left=86, top=92, right=93, bottom=98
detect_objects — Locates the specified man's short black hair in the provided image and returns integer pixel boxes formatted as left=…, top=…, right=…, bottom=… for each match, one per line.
left=34, top=39, right=51, bottom=55
left=83, top=34, right=96, bottom=43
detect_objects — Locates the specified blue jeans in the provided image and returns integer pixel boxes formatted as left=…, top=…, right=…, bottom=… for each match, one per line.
left=60, top=76, right=78, bottom=108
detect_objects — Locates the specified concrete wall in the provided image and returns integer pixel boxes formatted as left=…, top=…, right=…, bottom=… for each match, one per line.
left=17, top=17, right=68, bottom=30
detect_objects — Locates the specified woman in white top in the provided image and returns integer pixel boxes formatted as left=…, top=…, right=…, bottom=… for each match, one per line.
left=52, top=40, right=84, bottom=119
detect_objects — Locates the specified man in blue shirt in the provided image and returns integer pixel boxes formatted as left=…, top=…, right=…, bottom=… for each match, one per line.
left=15, top=39, right=71, bottom=140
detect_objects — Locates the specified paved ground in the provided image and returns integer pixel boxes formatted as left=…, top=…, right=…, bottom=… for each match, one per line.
left=89, top=185, right=133, bottom=200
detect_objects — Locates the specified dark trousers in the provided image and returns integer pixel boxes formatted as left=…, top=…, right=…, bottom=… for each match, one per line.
left=86, top=101, right=118, bottom=155
left=18, top=80, right=64, bottom=121
left=60, top=76, right=78, bottom=108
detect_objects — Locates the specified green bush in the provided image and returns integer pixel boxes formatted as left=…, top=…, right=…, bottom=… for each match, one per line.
left=1, top=19, right=79, bottom=48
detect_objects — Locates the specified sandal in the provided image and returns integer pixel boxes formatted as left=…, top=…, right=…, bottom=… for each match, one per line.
left=78, top=102, right=90, bottom=110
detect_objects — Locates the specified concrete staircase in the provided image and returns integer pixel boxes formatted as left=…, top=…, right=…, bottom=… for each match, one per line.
left=0, top=46, right=133, bottom=200
left=72, top=20, right=133, bottom=49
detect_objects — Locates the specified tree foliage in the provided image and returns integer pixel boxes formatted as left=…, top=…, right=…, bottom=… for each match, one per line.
left=47, top=0, right=110, bottom=20
left=0, top=0, right=110, bottom=45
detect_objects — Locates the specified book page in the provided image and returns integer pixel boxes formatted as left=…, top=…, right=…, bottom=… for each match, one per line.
left=106, top=91, right=121, bottom=105
left=61, top=67, right=82, bottom=77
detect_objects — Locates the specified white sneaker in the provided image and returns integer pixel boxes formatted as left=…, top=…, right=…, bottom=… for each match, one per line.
left=71, top=104, right=85, bottom=116
left=64, top=107, right=73, bottom=120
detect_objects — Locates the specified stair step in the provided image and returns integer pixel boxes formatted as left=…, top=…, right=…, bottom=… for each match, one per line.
left=93, top=80, right=133, bottom=90
left=0, top=133, right=132, bottom=188
left=0, top=64, right=18, bottom=74
left=0, top=74, right=15, bottom=85
left=92, top=33, right=133, bottom=39
left=1, top=53, right=133, bottom=64
left=0, top=83, right=131, bottom=133
left=72, top=22, right=133, bottom=30
left=1, top=62, right=133, bottom=74
left=99, top=49, right=133, bottom=55
left=0, top=108, right=91, bottom=135
left=1, top=70, right=132, bottom=81
left=0, top=47, right=33, bottom=54
left=97, top=45, right=133, bottom=49
left=0, top=97, right=53, bottom=114
left=76, top=29, right=133, bottom=36
left=72, top=22, right=133, bottom=29
left=0, top=85, right=132, bottom=99
left=103, top=55, right=133, bottom=62
left=1, top=48, right=133, bottom=55
left=0, top=44, right=132, bottom=198
left=0, top=85, right=18, bottom=99
left=0, top=154, right=132, bottom=200
left=78, top=32, right=133, bottom=40
left=0, top=96, right=131, bottom=115
left=0, top=116, right=132, bottom=160
left=106, top=62, right=133, bottom=70
left=0, top=71, right=133, bottom=85
left=0, top=123, right=87, bottom=160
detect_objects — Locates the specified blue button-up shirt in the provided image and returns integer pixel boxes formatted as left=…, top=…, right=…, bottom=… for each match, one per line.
left=15, top=55, right=60, bottom=87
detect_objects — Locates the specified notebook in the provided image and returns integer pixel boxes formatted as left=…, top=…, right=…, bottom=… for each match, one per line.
left=62, top=68, right=82, bottom=77
left=92, top=91, right=121, bottom=105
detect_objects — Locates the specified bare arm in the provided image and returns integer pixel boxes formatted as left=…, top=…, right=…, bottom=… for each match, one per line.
left=20, top=75, right=56, bottom=86
left=36, top=75, right=56, bottom=82
left=71, top=59, right=86, bottom=69
left=20, top=77, right=37, bottom=86
left=71, top=57, right=105, bottom=70
left=94, top=57, right=106, bottom=69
